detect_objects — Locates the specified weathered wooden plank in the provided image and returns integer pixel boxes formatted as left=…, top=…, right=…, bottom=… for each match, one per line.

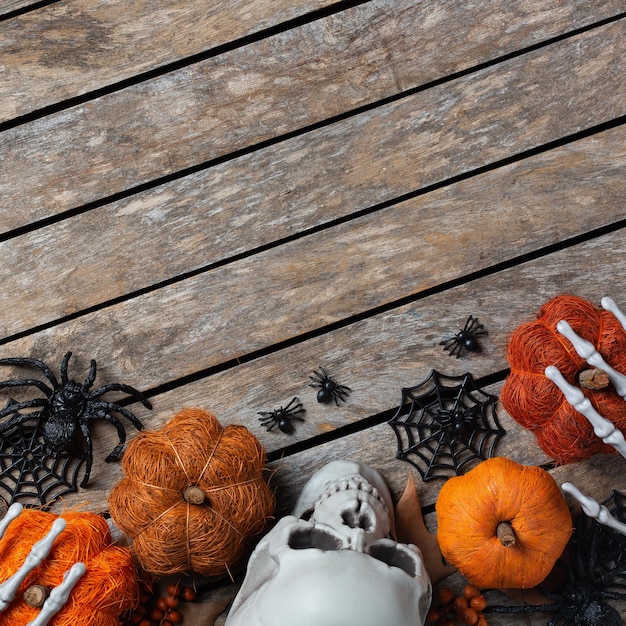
left=2, top=0, right=622, bottom=123
left=0, top=0, right=36, bottom=17
left=1, top=124, right=624, bottom=337
left=0, top=126, right=624, bottom=383
left=1, top=17, right=624, bottom=232
left=2, top=173, right=623, bottom=400
left=0, top=0, right=334, bottom=118
left=22, top=229, right=626, bottom=515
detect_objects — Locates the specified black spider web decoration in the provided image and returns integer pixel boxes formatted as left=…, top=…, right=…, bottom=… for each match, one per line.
left=0, top=415, right=84, bottom=510
left=388, top=370, right=505, bottom=480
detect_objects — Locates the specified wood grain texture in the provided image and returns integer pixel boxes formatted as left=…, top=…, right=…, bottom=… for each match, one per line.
left=1, top=125, right=624, bottom=337
left=142, top=226, right=626, bottom=458
left=7, top=229, right=626, bottom=517
left=0, top=0, right=334, bottom=119
left=0, top=0, right=39, bottom=17
left=1, top=154, right=625, bottom=396
left=1, top=16, right=625, bottom=233
left=1, top=0, right=622, bottom=122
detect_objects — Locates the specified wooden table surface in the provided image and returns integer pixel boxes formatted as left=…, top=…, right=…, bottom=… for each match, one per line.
left=1, top=1, right=625, bottom=624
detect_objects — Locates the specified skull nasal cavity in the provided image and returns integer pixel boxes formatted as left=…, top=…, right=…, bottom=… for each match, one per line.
left=341, top=509, right=372, bottom=531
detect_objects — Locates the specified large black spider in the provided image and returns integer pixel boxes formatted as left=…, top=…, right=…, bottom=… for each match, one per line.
left=309, top=367, right=351, bottom=405
left=388, top=370, right=505, bottom=480
left=258, top=397, right=305, bottom=434
left=440, top=315, right=487, bottom=358
left=485, top=490, right=626, bottom=626
left=0, top=352, right=151, bottom=489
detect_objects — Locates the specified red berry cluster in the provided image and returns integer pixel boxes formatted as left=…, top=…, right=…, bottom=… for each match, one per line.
left=426, top=585, right=488, bottom=626
left=125, top=582, right=197, bottom=626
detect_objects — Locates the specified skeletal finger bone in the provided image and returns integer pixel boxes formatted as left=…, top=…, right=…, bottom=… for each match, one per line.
left=0, top=503, right=23, bottom=540
left=562, top=482, right=626, bottom=536
left=556, top=319, right=626, bottom=399
left=545, top=365, right=626, bottom=458
left=26, top=562, right=86, bottom=626
left=0, top=518, right=66, bottom=611
left=602, top=296, right=626, bottom=331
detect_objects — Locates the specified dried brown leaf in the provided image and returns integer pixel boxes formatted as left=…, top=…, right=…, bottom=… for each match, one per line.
left=395, top=472, right=456, bottom=584
left=177, top=591, right=235, bottom=626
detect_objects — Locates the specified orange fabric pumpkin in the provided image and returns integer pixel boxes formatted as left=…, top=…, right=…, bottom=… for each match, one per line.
left=501, top=294, right=626, bottom=463
left=0, top=509, right=138, bottom=626
left=109, top=408, right=275, bottom=577
left=436, top=457, right=572, bottom=589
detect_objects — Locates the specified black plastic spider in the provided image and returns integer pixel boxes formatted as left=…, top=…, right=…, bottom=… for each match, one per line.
left=0, top=352, right=151, bottom=487
left=485, top=491, right=626, bottom=626
left=258, top=397, right=305, bottom=434
left=308, top=367, right=351, bottom=405
left=440, top=315, right=487, bottom=358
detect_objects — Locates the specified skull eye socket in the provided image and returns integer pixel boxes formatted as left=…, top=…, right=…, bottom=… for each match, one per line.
left=368, top=543, right=417, bottom=577
left=289, top=527, right=343, bottom=551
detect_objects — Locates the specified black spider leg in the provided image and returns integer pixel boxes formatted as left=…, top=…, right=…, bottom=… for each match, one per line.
left=439, top=336, right=463, bottom=358
left=0, top=356, right=60, bottom=388
left=88, top=383, right=153, bottom=415
left=59, top=351, right=75, bottom=385
left=78, top=419, right=94, bottom=488
left=87, top=401, right=142, bottom=462
left=258, top=414, right=279, bottom=430
left=0, top=397, right=48, bottom=424
left=0, top=375, right=54, bottom=431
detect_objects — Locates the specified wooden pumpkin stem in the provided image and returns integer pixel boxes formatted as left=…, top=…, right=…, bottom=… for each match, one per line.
left=496, top=521, right=516, bottom=547
left=578, top=368, right=610, bottom=390
left=183, top=485, right=207, bottom=505
left=24, top=585, right=51, bottom=608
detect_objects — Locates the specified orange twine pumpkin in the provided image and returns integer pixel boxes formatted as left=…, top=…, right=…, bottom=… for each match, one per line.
left=0, top=509, right=139, bottom=626
left=436, top=457, right=573, bottom=589
left=108, top=408, right=275, bottom=577
left=501, top=294, right=626, bottom=463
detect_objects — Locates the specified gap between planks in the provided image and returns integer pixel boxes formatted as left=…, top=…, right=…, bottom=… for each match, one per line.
left=1, top=14, right=624, bottom=230
left=38, top=231, right=626, bottom=515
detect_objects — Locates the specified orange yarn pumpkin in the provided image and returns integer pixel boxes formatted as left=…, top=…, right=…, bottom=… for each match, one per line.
left=108, top=408, right=275, bottom=577
left=501, top=294, right=626, bottom=463
left=436, top=457, right=572, bottom=589
left=0, top=509, right=139, bottom=626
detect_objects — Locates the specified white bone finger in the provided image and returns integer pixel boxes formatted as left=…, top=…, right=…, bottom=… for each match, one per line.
left=0, top=503, right=23, bottom=540
left=26, top=562, right=86, bottom=626
left=602, top=296, right=626, bottom=333
left=556, top=320, right=626, bottom=398
left=0, top=518, right=66, bottom=611
left=545, top=365, right=626, bottom=458
left=562, top=482, right=626, bottom=536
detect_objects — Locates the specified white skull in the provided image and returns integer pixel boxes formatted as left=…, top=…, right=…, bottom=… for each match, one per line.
left=226, top=460, right=432, bottom=626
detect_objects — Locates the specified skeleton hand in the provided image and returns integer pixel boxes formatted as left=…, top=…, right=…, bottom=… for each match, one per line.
left=543, top=297, right=626, bottom=535
left=0, top=504, right=86, bottom=624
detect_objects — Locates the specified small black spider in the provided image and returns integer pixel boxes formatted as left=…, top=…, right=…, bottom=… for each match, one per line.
left=0, top=352, right=151, bottom=487
left=258, top=397, right=305, bottom=434
left=308, top=367, right=351, bottom=405
left=440, top=315, right=487, bottom=358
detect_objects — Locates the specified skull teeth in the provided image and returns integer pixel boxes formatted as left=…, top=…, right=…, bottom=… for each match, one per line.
left=314, top=475, right=387, bottom=512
